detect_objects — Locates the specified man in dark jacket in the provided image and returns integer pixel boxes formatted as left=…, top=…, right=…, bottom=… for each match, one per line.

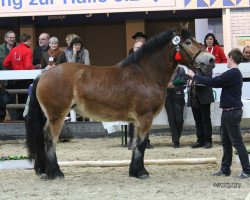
left=165, top=66, right=186, bottom=148
left=128, top=32, right=147, bottom=55
left=188, top=63, right=214, bottom=149
left=33, top=33, right=50, bottom=67
left=188, top=48, right=250, bottom=179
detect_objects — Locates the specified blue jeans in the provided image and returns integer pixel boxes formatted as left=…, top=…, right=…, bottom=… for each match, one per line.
left=221, top=109, right=250, bottom=174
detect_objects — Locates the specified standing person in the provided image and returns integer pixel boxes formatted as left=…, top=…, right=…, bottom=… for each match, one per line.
left=0, top=31, right=18, bottom=70
left=127, top=40, right=153, bottom=150
left=66, top=37, right=90, bottom=65
left=165, top=66, right=186, bottom=148
left=128, top=32, right=147, bottom=54
left=188, top=65, right=214, bottom=149
left=242, top=46, right=250, bottom=62
left=41, top=37, right=67, bottom=69
left=204, top=33, right=227, bottom=63
left=33, top=33, right=50, bottom=67
left=3, top=33, right=36, bottom=120
left=188, top=48, right=250, bottom=178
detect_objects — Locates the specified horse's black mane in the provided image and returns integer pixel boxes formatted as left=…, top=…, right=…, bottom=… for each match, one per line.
left=120, top=28, right=192, bottom=67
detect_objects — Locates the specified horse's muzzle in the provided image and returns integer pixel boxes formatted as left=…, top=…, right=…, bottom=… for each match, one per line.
left=209, top=57, right=215, bottom=65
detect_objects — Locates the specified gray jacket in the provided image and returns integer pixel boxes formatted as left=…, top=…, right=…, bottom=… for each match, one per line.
left=0, top=42, right=18, bottom=70
left=66, top=48, right=90, bottom=65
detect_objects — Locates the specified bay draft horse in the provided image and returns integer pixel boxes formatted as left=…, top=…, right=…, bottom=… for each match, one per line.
left=26, top=24, right=215, bottom=180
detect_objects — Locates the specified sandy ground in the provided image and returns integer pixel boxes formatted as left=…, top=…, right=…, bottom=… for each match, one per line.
left=0, top=134, right=250, bottom=200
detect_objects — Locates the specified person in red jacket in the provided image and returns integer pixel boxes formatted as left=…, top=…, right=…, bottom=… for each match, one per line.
left=204, top=33, right=227, bottom=63
left=3, top=33, right=36, bottom=120
left=3, top=33, right=35, bottom=70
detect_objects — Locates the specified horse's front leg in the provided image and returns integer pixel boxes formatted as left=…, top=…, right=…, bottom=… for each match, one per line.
left=129, top=114, right=153, bottom=179
left=44, top=120, right=64, bottom=180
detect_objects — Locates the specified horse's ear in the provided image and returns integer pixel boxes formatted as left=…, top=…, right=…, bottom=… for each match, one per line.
left=178, top=22, right=189, bottom=31
left=176, top=22, right=189, bottom=35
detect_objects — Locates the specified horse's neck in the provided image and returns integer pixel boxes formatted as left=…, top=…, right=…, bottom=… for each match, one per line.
left=139, top=52, right=177, bottom=88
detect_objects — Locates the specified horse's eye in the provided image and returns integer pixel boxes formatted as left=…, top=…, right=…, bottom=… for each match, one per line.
left=185, top=40, right=192, bottom=45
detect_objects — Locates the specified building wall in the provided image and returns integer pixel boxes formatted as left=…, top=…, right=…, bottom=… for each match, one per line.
left=230, top=8, right=250, bottom=51
left=35, top=22, right=126, bottom=66
left=208, top=18, right=223, bottom=46
left=145, top=20, right=195, bottom=38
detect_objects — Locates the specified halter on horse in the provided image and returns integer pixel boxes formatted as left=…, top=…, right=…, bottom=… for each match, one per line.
left=26, top=23, right=215, bottom=180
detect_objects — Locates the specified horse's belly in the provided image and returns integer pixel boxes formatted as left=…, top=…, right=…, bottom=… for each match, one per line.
left=73, top=102, right=129, bottom=122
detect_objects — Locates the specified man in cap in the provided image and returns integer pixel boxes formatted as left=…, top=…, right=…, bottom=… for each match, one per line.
left=128, top=32, right=147, bottom=55
left=127, top=32, right=153, bottom=150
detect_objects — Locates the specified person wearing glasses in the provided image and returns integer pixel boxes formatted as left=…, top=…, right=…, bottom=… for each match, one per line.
left=33, top=33, right=50, bottom=68
left=0, top=31, right=18, bottom=121
left=0, top=31, right=18, bottom=70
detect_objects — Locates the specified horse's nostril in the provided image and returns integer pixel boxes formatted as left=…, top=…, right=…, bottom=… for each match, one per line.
left=209, top=58, right=215, bottom=64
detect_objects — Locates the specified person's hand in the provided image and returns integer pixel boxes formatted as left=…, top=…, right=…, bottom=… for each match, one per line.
left=73, top=47, right=77, bottom=55
left=187, top=70, right=195, bottom=78
left=167, top=82, right=175, bottom=88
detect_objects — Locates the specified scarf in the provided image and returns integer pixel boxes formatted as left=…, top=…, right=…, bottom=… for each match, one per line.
left=48, top=48, right=60, bottom=59
left=47, top=48, right=60, bottom=65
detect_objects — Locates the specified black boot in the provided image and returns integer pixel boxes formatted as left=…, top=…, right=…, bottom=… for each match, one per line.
left=191, top=141, right=204, bottom=148
left=204, top=138, right=212, bottom=149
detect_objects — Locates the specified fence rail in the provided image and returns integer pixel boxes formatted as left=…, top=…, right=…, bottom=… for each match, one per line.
left=6, top=89, right=28, bottom=94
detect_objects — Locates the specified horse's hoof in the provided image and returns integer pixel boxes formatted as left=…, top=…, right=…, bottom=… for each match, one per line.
left=35, top=168, right=45, bottom=176
left=52, top=170, right=64, bottom=180
left=39, top=173, right=48, bottom=179
left=54, top=172, right=64, bottom=179
left=138, top=174, right=149, bottom=179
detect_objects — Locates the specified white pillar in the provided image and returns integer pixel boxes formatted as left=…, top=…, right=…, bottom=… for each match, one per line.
left=222, top=8, right=231, bottom=55
left=195, top=19, right=209, bottom=44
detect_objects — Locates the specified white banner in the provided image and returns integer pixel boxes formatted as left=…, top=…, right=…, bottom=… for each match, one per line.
left=0, top=0, right=180, bottom=17
left=0, top=0, right=250, bottom=17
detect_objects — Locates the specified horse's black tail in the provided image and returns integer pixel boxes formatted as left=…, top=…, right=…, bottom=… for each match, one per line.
left=25, top=77, right=47, bottom=160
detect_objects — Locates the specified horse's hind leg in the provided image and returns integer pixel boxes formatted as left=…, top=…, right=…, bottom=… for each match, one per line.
left=44, top=118, right=65, bottom=180
left=129, top=113, right=153, bottom=179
